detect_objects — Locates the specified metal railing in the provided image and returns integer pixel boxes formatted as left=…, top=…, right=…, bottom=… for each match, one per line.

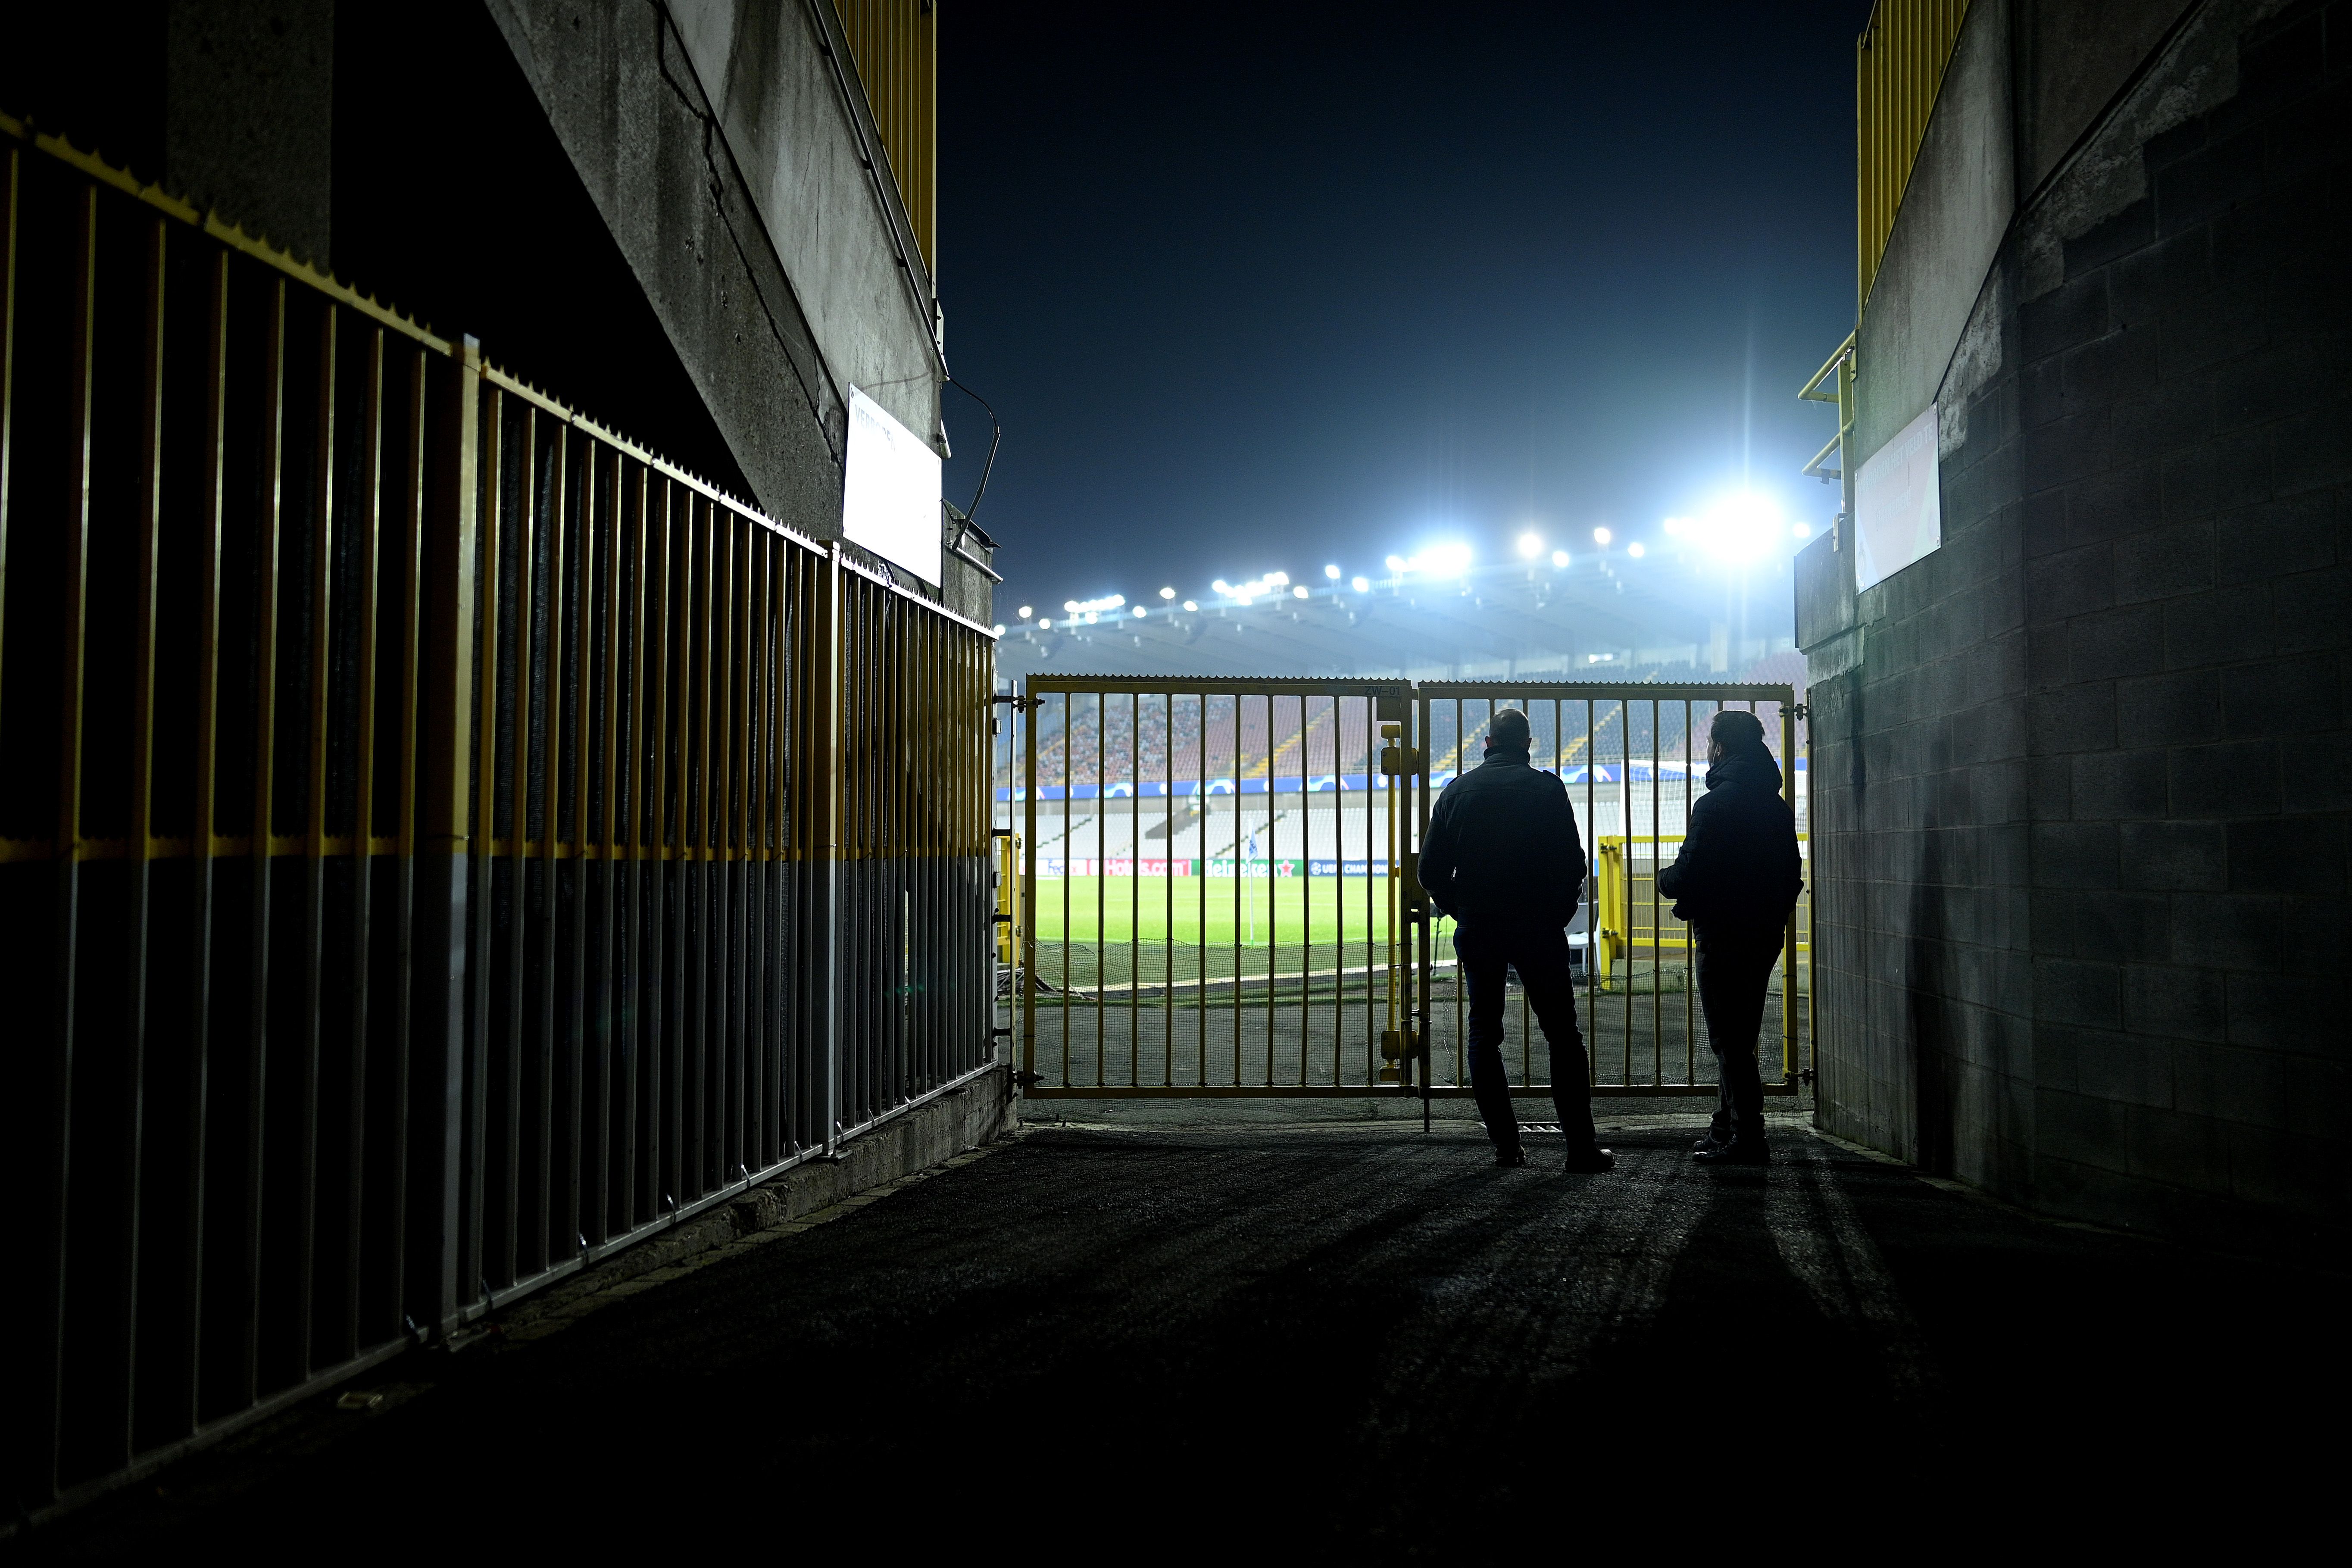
left=1858, top=0, right=1972, bottom=312
left=1416, top=683, right=1809, bottom=1097
left=994, top=677, right=1813, bottom=1101
left=1006, top=677, right=1419, bottom=1095
left=0, top=117, right=995, bottom=1519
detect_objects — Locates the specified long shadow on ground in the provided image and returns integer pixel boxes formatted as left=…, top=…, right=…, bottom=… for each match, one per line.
left=30, top=1127, right=2342, bottom=1556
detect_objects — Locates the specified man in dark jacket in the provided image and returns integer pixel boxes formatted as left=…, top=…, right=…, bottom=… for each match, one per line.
left=1657, top=708, right=1804, bottom=1165
left=1418, top=709, right=1613, bottom=1173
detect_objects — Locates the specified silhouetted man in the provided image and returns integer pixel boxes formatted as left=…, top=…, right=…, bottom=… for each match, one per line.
left=1658, top=708, right=1804, bottom=1165
left=1418, top=709, right=1613, bottom=1173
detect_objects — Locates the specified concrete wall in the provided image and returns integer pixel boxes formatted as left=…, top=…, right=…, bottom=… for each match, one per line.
left=484, top=0, right=992, bottom=623
left=5, top=0, right=991, bottom=625
left=1803, top=0, right=2349, bottom=1247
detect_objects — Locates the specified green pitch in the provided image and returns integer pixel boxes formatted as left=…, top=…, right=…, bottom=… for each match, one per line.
left=1028, top=874, right=1415, bottom=953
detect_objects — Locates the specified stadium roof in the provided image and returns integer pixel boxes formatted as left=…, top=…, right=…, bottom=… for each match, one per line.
left=993, top=547, right=1798, bottom=684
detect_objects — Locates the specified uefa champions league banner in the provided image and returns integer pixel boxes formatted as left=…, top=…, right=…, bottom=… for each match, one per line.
left=1031, top=858, right=1393, bottom=878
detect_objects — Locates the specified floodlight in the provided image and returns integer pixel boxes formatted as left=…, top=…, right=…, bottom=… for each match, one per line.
left=1017, top=605, right=1033, bottom=618
left=1692, top=492, right=1786, bottom=563
left=1159, top=586, right=1175, bottom=599
left=1350, top=576, right=1370, bottom=593
left=1663, top=517, right=1689, bottom=537
left=1133, top=605, right=1147, bottom=618
left=1063, top=600, right=1078, bottom=611
left=1212, top=579, right=1231, bottom=593
left=1550, top=550, right=1569, bottom=568
left=1406, top=542, right=1472, bottom=578
left=1293, top=585, right=1309, bottom=599
left=1385, top=554, right=1406, bottom=572
left=1592, top=527, right=1612, bottom=546
left=1793, top=523, right=1812, bottom=538
left=1517, top=532, right=1541, bottom=559
left=1268, top=571, right=1290, bottom=586
left=1183, top=600, right=1198, bottom=612
left=1324, top=563, right=1341, bottom=579
left=1037, top=617, right=1049, bottom=628
left=1628, top=542, right=1646, bottom=559
left=993, top=625, right=1005, bottom=635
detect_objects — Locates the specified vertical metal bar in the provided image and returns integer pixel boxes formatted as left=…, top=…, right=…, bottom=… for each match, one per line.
left=1059, top=692, right=1069, bottom=1084
left=622, top=464, right=650, bottom=1218
left=383, top=342, right=425, bottom=1349
left=533, top=428, right=566, bottom=1271
left=463, top=385, right=501, bottom=1310
left=1020, top=675, right=1037, bottom=1094
left=648, top=481, right=677, bottom=1209
left=110, top=212, right=169, bottom=1466
left=293, top=302, right=338, bottom=1378
left=1649, top=697, right=1661, bottom=1088
left=815, top=544, right=843, bottom=1152
left=565, top=440, right=596, bottom=1259
left=1230, top=695, right=1241, bottom=1085
left=592, top=452, right=625, bottom=1243
left=236, top=277, right=289, bottom=1402
left=1195, top=693, right=1206, bottom=1086
left=1093, top=690, right=1105, bottom=1087
left=501, top=409, right=536, bottom=1289
left=38, top=184, right=99, bottom=1499
left=712, top=509, right=737, bottom=1174
left=1685, top=700, right=1696, bottom=1085
left=1583, top=698, right=1596, bottom=1087
left=414, top=336, right=481, bottom=1338
left=1782, top=696, right=1799, bottom=1081
left=1127, top=692, right=1138, bottom=1088
left=1163, top=689, right=1174, bottom=1087
left=176, top=246, right=229, bottom=1436
left=340, top=326, right=386, bottom=1364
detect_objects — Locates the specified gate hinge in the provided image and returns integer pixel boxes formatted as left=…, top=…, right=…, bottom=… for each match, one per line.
left=1789, top=703, right=1811, bottom=721
left=993, top=693, right=1041, bottom=713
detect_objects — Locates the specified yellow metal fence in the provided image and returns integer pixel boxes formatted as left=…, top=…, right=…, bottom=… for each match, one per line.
left=0, top=117, right=994, bottom=1518
left=1858, top=0, right=1972, bottom=312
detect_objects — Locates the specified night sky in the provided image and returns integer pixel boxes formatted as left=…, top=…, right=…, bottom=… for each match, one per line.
left=937, top=2, right=1871, bottom=628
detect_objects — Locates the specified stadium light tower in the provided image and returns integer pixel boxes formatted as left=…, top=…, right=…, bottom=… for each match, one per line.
left=1550, top=550, right=1569, bottom=568
left=1159, top=585, right=1175, bottom=599
left=1517, top=531, right=1542, bottom=559
left=1323, top=563, right=1341, bottom=579
left=1350, top=575, right=1370, bottom=593
left=1592, top=527, right=1612, bottom=546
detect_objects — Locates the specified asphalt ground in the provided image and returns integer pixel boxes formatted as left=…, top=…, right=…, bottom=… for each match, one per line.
left=25, top=1122, right=2338, bottom=1558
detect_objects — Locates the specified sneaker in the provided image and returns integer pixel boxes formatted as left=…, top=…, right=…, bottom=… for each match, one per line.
left=1692, top=1139, right=1768, bottom=1166
left=1692, top=1131, right=1732, bottom=1156
left=1562, top=1146, right=1616, bottom=1174
left=1494, top=1146, right=1528, bottom=1168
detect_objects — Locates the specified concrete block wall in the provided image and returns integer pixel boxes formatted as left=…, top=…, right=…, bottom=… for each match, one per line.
left=1806, top=0, right=2351, bottom=1246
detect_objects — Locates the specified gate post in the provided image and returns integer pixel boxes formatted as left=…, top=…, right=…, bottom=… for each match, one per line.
left=408, top=336, right=479, bottom=1338
left=815, top=544, right=844, bottom=1154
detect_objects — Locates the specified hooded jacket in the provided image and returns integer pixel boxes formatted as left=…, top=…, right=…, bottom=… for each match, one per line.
left=1417, top=747, right=1588, bottom=928
left=1657, top=742, right=1803, bottom=931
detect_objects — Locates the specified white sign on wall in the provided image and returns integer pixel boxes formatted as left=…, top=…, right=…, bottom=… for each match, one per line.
left=842, top=386, right=941, bottom=584
left=1853, top=401, right=1941, bottom=592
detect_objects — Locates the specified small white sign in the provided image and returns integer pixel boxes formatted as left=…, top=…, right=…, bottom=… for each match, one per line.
left=1853, top=402, right=1941, bottom=592
left=842, top=386, right=941, bottom=584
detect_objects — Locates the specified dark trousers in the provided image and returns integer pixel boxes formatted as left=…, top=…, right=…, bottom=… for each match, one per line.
left=1453, top=922, right=1599, bottom=1153
left=1695, top=923, right=1784, bottom=1143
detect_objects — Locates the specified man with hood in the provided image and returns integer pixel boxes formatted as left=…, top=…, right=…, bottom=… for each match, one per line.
left=1658, top=708, right=1805, bottom=1164
left=1418, top=708, right=1615, bottom=1173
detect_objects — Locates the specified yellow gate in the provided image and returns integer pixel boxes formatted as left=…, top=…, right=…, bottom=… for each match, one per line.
left=1010, top=677, right=1423, bottom=1096
left=1415, top=681, right=1812, bottom=1099
left=1000, top=674, right=1815, bottom=1103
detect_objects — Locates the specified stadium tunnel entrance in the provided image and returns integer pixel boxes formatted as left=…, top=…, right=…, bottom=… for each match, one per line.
left=999, top=675, right=1812, bottom=1122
